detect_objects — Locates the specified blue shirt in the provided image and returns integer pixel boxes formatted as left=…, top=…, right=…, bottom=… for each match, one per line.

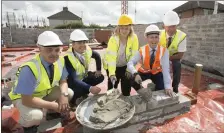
left=13, top=56, right=68, bottom=95
left=127, top=45, right=172, bottom=89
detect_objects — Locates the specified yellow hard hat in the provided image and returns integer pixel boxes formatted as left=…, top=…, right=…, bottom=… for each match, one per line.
left=118, top=14, right=133, bottom=25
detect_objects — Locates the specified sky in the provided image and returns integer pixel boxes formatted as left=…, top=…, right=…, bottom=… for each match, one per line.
left=1, top=1, right=224, bottom=27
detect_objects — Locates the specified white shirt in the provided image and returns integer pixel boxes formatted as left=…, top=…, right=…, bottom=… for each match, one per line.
left=116, top=41, right=127, bottom=67
left=75, top=51, right=85, bottom=63
left=127, top=45, right=172, bottom=89
left=166, top=33, right=187, bottom=52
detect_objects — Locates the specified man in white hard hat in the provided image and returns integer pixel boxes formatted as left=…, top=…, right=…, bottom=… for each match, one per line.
left=64, top=29, right=104, bottom=107
left=8, top=31, right=74, bottom=132
left=160, top=10, right=187, bottom=93
left=127, top=24, right=173, bottom=101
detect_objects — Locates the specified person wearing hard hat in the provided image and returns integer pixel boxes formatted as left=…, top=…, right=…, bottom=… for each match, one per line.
left=160, top=10, right=187, bottom=93
left=8, top=31, right=74, bottom=132
left=64, top=29, right=104, bottom=107
left=127, top=24, right=173, bottom=100
left=103, top=14, right=139, bottom=96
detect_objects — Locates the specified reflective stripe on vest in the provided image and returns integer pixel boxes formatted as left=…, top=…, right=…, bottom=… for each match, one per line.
left=8, top=54, right=64, bottom=100
left=138, top=45, right=166, bottom=74
left=159, top=30, right=186, bottom=56
left=65, top=46, right=92, bottom=80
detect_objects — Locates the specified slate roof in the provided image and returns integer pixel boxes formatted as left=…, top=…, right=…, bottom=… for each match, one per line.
left=47, top=7, right=81, bottom=20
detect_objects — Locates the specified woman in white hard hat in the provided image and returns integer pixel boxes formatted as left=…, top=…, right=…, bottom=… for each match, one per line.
left=160, top=10, right=187, bottom=93
left=8, top=31, right=74, bottom=132
left=64, top=29, right=104, bottom=107
left=103, top=14, right=139, bottom=96
left=127, top=24, right=173, bottom=101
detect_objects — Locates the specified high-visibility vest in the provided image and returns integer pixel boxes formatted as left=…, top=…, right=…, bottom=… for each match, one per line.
left=9, top=54, right=64, bottom=100
left=65, top=45, right=92, bottom=80
left=103, top=33, right=139, bottom=76
left=138, top=44, right=166, bottom=74
left=159, top=29, right=186, bottom=56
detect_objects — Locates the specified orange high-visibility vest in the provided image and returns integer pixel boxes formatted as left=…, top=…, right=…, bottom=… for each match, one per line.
left=138, top=44, right=166, bottom=74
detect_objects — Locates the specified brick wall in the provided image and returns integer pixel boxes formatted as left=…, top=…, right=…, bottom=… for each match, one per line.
left=1, top=28, right=95, bottom=46
left=179, top=13, right=224, bottom=77
left=194, top=8, right=204, bottom=16
left=181, top=9, right=194, bottom=18
left=133, top=13, right=224, bottom=77
left=2, top=13, right=224, bottom=77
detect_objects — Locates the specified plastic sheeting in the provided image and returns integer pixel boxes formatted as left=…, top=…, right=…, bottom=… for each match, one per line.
left=145, top=89, right=224, bottom=133
left=2, top=108, right=24, bottom=133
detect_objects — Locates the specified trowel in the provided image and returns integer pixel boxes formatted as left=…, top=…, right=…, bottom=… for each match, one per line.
left=97, top=80, right=121, bottom=107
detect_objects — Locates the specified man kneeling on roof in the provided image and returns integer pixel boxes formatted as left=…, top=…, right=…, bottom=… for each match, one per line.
left=127, top=24, right=174, bottom=101
left=64, top=29, right=104, bottom=107
left=8, top=31, right=74, bottom=133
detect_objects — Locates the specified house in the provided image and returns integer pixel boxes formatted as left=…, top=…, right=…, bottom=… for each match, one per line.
left=173, top=1, right=224, bottom=19
left=47, top=7, right=82, bottom=28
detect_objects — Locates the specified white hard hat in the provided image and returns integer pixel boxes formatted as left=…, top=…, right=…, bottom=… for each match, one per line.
left=70, top=29, right=89, bottom=42
left=37, top=31, right=63, bottom=46
left=163, top=10, right=180, bottom=26
left=145, top=24, right=160, bottom=35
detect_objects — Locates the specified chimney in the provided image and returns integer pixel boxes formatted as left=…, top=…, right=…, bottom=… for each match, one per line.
left=63, top=7, right=68, bottom=11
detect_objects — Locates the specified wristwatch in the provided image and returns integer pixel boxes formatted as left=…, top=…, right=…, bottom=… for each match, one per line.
left=61, top=92, right=69, bottom=97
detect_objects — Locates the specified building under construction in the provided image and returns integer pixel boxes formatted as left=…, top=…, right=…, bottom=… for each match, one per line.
left=1, top=1, right=224, bottom=133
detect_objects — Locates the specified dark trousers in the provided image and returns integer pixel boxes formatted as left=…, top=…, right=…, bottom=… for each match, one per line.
left=171, top=59, right=181, bottom=93
left=106, top=65, right=131, bottom=96
left=71, top=71, right=104, bottom=102
left=132, top=72, right=165, bottom=91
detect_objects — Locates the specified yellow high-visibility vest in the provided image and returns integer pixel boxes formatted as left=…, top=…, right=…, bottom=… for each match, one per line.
left=65, top=45, right=92, bottom=80
left=103, top=33, right=139, bottom=76
left=159, top=29, right=186, bottom=56
left=9, top=54, right=64, bottom=100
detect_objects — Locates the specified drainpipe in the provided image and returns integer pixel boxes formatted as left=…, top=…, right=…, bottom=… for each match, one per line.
left=213, top=1, right=218, bottom=14
left=192, top=64, right=203, bottom=95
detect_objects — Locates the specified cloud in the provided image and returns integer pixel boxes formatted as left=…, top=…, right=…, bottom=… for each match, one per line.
left=2, top=1, right=188, bottom=26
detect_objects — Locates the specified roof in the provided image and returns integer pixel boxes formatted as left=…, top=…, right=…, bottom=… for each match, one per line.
left=173, top=1, right=224, bottom=13
left=47, top=7, right=81, bottom=20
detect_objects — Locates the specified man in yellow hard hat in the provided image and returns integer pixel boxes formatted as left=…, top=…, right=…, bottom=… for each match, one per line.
left=160, top=10, right=187, bottom=93
left=127, top=24, right=173, bottom=101
left=64, top=29, right=104, bottom=107
left=8, top=31, right=74, bottom=132
left=103, top=14, right=139, bottom=96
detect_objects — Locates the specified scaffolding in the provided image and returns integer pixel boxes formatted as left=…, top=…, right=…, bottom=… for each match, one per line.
left=121, top=1, right=128, bottom=14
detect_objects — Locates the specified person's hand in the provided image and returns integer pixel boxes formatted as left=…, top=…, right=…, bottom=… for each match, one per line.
left=165, top=88, right=174, bottom=97
left=110, top=75, right=117, bottom=84
left=125, top=71, right=132, bottom=79
left=90, top=86, right=101, bottom=94
left=58, top=95, right=70, bottom=113
left=135, top=74, right=142, bottom=84
left=95, top=71, right=102, bottom=78
left=50, top=101, right=59, bottom=112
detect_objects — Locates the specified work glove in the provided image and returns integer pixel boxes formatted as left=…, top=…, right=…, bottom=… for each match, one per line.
left=110, top=75, right=117, bottom=84
left=125, top=71, right=132, bottom=79
left=135, top=74, right=142, bottom=84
